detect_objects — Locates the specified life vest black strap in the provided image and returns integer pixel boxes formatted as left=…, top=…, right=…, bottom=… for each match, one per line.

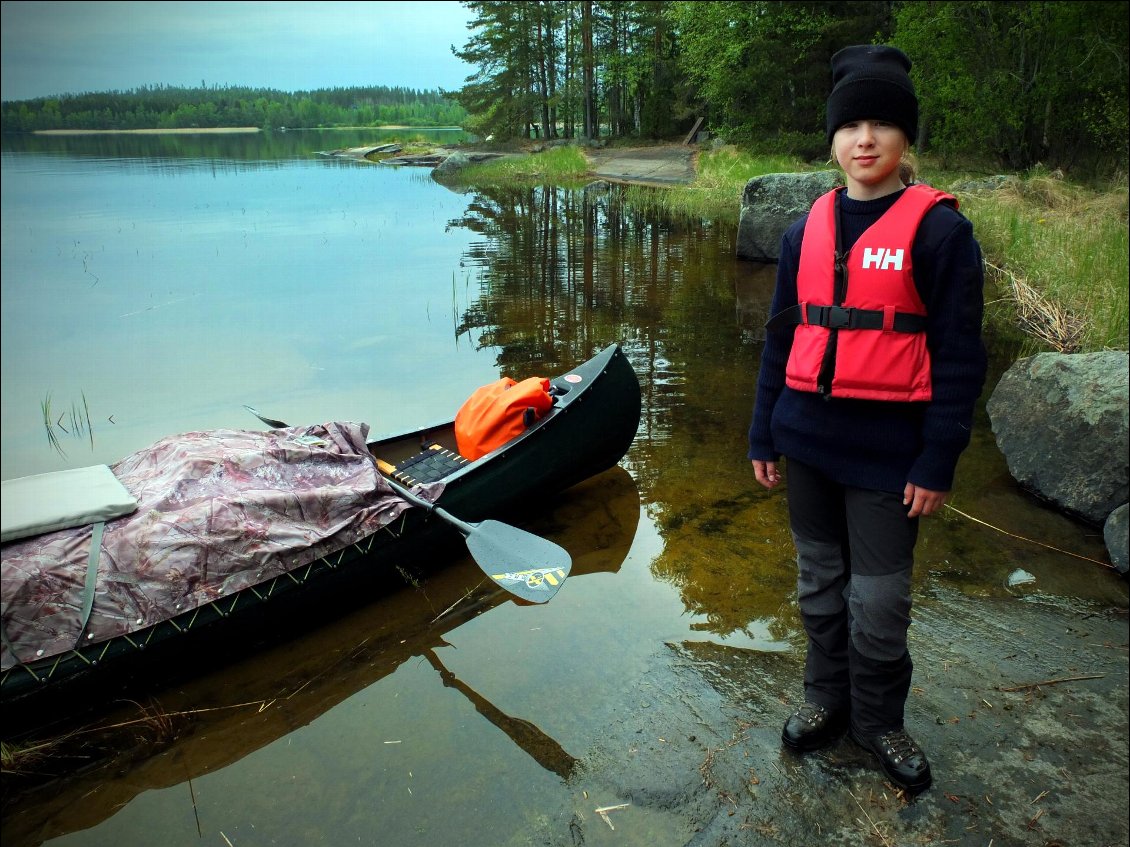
left=764, top=303, right=927, bottom=333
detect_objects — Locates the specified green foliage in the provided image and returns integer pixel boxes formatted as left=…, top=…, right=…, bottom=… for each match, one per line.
left=893, top=1, right=1129, bottom=176
left=452, top=1, right=542, bottom=139
left=453, top=1, right=690, bottom=142
left=448, top=0, right=1126, bottom=179
left=5, top=1, right=1127, bottom=179
left=0, top=85, right=467, bottom=132
left=667, top=1, right=895, bottom=143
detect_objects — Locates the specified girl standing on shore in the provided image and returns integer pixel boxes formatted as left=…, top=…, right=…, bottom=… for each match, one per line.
left=748, top=44, right=987, bottom=794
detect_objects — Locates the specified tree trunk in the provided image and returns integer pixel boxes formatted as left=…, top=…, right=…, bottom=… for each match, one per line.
left=545, top=2, right=557, bottom=139
left=582, top=0, right=595, bottom=140
left=537, top=12, right=550, bottom=139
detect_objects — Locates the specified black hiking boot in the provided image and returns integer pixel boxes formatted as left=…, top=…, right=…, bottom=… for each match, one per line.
left=781, top=702, right=849, bottom=752
left=851, top=727, right=933, bottom=794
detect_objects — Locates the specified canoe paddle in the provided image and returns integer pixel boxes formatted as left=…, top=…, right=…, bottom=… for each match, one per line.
left=375, top=460, right=571, bottom=604
left=242, top=405, right=571, bottom=603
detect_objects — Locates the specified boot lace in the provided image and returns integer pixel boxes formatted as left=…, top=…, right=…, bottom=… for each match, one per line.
left=792, top=702, right=830, bottom=726
left=877, top=730, right=922, bottom=764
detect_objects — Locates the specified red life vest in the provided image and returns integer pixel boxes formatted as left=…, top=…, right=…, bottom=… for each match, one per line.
left=785, top=184, right=956, bottom=402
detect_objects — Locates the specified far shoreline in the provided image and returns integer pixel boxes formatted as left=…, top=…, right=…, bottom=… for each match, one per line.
left=35, top=127, right=262, bottom=135
left=32, top=125, right=462, bottom=136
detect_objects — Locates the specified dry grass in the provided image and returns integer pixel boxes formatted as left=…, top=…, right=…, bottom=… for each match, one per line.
left=957, top=171, right=1129, bottom=352
left=1, top=737, right=73, bottom=776
left=984, top=260, right=1087, bottom=353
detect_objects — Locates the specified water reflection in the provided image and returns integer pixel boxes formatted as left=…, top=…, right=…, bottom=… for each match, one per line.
left=448, top=184, right=746, bottom=373
left=1, top=468, right=638, bottom=845
left=0, top=127, right=472, bottom=165
left=0, top=134, right=494, bottom=481
left=446, top=181, right=1125, bottom=638
left=448, top=184, right=798, bottom=641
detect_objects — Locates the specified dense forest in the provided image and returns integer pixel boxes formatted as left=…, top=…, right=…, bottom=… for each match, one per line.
left=0, top=84, right=467, bottom=132
left=452, top=0, right=1128, bottom=175
left=2, top=1, right=1127, bottom=177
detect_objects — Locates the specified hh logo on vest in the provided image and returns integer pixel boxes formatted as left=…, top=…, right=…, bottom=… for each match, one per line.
left=861, top=247, right=905, bottom=270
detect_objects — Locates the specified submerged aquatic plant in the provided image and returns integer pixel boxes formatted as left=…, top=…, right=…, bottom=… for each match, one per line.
left=40, top=393, right=66, bottom=458
left=122, top=699, right=181, bottom=744
left=40, top=391, right=98, bottom=458
left=1, top=736, right=71, bottom=775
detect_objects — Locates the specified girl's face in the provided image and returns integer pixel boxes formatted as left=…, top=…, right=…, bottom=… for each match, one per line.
left=833, top=120, right=908, bottom=200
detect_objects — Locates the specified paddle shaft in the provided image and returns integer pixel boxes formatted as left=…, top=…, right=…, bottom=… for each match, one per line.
left=375, top=458, right=571, bottom=603
left=376, top=459, right=475, bottom=535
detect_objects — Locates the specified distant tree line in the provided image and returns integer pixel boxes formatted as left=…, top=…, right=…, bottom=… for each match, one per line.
left=0, top=84, right=467, bottom=132
left=3, top=2, right=1125, bottom=176
left=453, top=0, right=1128, bottom=175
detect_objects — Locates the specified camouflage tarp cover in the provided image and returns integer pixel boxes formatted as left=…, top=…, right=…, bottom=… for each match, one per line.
left=1, top=421, right=432, bottom=670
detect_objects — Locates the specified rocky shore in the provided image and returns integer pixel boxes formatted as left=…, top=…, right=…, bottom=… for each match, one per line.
left=556, top=583, right=1128, bottom=847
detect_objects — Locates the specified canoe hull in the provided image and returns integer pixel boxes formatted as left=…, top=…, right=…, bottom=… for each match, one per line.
left=1, top=344, right=641, bottom=720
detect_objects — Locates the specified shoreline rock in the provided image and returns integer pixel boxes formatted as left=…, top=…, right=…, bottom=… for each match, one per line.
left=988, top=351, right=1129, bottom=570
left=735, top=171, right=843, bottom=262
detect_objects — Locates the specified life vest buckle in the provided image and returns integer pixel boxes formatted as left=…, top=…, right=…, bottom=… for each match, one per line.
left=813, top=304, right=856, bottom=329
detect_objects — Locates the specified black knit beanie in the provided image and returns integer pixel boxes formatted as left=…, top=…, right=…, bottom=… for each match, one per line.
left=825, top=45, right=918, bottom=144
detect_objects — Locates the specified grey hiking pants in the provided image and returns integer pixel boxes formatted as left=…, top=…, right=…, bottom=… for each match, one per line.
left=785, top=459, right=919, bottom=736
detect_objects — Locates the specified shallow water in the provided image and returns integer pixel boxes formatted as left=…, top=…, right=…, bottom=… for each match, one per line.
left=1, top=131, right=1124, bottom=847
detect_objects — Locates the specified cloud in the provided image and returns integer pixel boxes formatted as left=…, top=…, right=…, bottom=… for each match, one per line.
left=1, top=0, right=473, bottom=100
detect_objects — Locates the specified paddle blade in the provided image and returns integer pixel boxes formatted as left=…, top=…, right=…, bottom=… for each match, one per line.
left=465, top=520, right=572, bottom=604
left=243, top=405, right=289, bottom=429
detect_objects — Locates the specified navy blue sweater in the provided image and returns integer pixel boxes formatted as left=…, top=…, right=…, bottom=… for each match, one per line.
left=748, top=187, right=988, bottom=493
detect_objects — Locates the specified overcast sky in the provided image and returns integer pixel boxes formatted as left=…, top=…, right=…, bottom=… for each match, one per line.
left=0, top=1, right=476, bottom=101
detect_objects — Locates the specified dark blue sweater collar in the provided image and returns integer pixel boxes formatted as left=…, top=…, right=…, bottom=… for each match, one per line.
left=837, top=186, right=908, bottom=216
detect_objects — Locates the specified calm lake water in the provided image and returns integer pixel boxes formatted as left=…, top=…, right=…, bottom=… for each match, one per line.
left=2, top=130, right=1124, bottom=846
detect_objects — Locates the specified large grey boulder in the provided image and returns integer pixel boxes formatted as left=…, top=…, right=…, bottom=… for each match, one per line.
left=736, top=171, right=842, bottom=262
left=987, top=351, right=1130, bottom=525
left=432, top=151, right=474, bottom=179
left=431, top=151, right=510, bottom=181
left=1105, top=504, right=1129, bottom=575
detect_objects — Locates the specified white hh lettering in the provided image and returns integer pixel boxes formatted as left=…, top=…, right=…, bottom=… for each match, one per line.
left=861, top=247, right=904, bottom=271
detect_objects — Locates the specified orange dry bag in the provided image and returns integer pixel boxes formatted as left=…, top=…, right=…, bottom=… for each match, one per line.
left=454, top=376, right=554, bottom=461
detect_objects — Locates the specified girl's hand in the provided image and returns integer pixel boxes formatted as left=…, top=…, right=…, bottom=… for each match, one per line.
left=904, top=482, right=948, bottom=517
left=753, top=460, right=781, bottom=490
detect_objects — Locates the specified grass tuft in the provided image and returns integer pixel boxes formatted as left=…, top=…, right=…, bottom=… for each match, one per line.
left=453, top=145, right=589, bottom=187
left=619, top=146, right=815, bottom=224
left=954, top=169, right=1129, bottom=352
